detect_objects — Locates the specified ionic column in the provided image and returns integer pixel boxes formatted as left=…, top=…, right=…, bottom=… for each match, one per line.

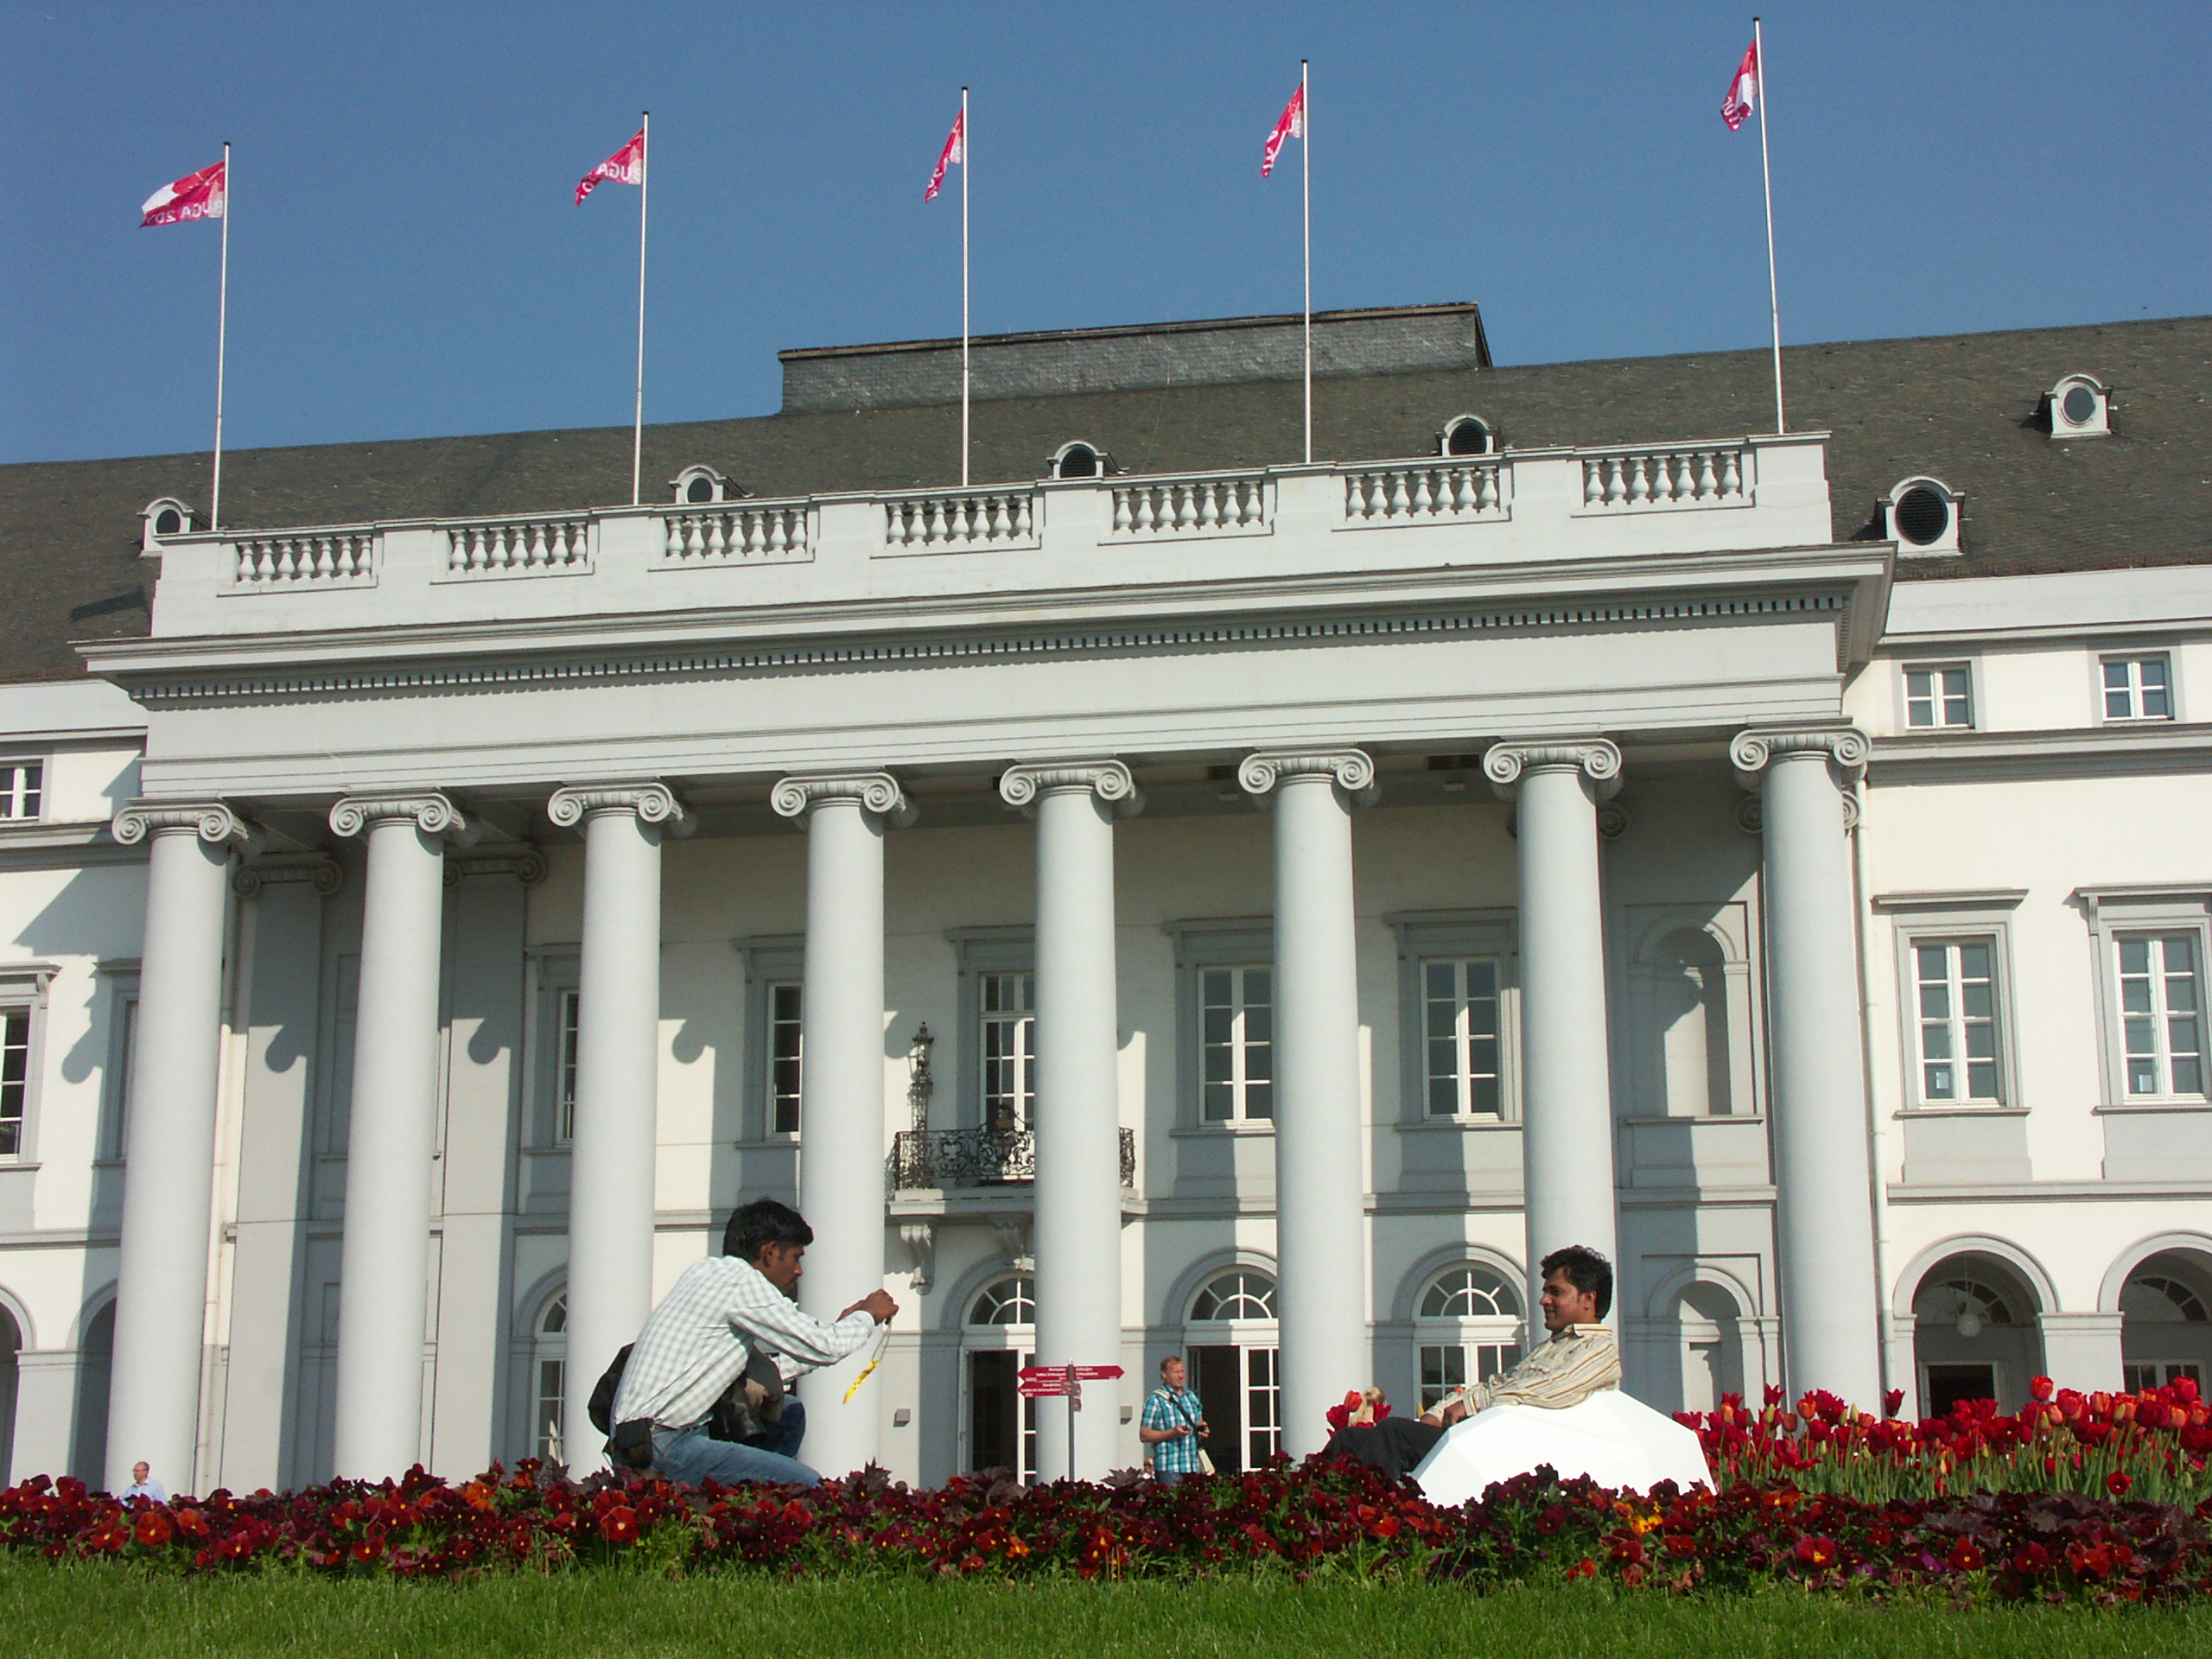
left=105, top=802, right=257, bottom=1495
left=771, top=772, right=910, bottom=1478
left=1239, top=750, right=1374, bottom=1459
left=1732, top=727, right=1880, bottom=1403
left=1000, top=761, right=1142, bottom=1480
left=327, top=793, right=475, bottom=1480
left=1483, top=741, right=1623, bottom=1310
left=547, top=784, right=692, bottom=1470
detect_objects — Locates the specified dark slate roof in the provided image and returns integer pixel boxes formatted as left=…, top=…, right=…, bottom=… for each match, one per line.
left=3, top=312, right=2207, bottom=683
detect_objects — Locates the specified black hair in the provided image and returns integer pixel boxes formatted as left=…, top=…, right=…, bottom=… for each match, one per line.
left=723, top=1198, right=813, bottom=1264
left=1540, top=1245, right=1613, bottom=1321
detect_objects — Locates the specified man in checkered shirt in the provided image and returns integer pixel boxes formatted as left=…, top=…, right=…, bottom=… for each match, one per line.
left=1139, top=1354, right=1211, bottom=1484
left=609, top=1197, right=895, bottom=1487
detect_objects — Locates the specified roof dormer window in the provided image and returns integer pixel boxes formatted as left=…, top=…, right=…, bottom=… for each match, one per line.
left=1439, top=415, right=1493, bottom=457
left=1884, top=476, right=1962, bottom=555
left=1050, top=441, right=1110, bottom=480
left=2046, top=373, right=2110, bottom=440
left=670, top=465, right=745, bottom=505
left=141, top=497, right=193, bottom=553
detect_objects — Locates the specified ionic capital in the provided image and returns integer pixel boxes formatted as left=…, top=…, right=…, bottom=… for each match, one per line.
left=546, top=781, right=696, bottom=837
left=769, top=772, right=916, bottom=827
left=1482, top=739, right=1623, bottom=802
left=997, top=760, right=1143, bottom=818
left=1237, top=748, right=1378, bottom=804
left=232, top=855, right=344, bottom=898
left=112, top=800, right=261, bottom=853
left=327, top=792, right=478, bottom=845
left=1730, top=725, right=1869, bottom=791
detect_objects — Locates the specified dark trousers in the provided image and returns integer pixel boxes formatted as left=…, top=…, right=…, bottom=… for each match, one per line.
left=1323, top=1415, right=1446, bottom=1480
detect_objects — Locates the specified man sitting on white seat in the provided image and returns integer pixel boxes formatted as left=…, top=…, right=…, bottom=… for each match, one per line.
left=1323, top=1245, right=1620, bottom=1481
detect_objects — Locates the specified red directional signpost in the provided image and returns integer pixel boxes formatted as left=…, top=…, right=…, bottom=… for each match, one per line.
left=1018, top=1363, right=1124, bottom=1481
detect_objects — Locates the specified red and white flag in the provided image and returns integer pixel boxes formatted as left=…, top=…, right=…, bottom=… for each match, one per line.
left=1262, top=82, right=1305, bottom=177
left=924, top=108, right=964, bottom=201
left=575, top=126, right=645, bottom=205
left=1721, top=39, right=1759, bottom=130
left=140, top=161, right=226, bottom=226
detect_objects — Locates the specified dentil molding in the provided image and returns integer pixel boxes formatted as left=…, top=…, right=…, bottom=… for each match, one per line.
left=1237, top=748, right=1378, bottom=804
left=111, top=801, right=261, bottom=853
left=327, top=792, right=479, bottom=844
left=546, top=782, right=696, bottom=837
left=997, top=760, right=1144, bottom=817
left=769, top=772, right=915, bottom=826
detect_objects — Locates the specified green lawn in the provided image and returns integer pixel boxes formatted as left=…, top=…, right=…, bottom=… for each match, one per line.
left=4, top=1559, right=2209, bottom=1659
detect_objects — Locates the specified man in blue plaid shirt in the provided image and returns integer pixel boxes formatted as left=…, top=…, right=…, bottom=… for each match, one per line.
left=1139, top=1354, right=1210, bottom=1484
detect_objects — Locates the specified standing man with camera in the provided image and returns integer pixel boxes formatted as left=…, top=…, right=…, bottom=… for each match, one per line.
left=608, top=1197, right=895, bottom=1487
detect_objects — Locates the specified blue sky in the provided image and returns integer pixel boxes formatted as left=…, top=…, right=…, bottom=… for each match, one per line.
left=5, top=2, right=2208, bottom=463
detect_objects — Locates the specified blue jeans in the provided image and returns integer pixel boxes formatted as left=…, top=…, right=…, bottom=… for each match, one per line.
left=1153, top=1469, right=1189, bottom=1488
left=651, top=1401, right=816, bottom=1488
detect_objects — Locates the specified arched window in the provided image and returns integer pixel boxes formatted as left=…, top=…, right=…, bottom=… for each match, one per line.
left=1413, top=1265, right=1522, bottom=1411
left=964, top=1276, right=1036, bottom=1479
left=1910, top=1254, right=2044, bottom=1415
left=1185, top=1269, right=1280, bottom=1471
left=533, top=1295, right=566, bottom=1465
left=1440, top=416, right=1493, bottom=457
left=1050, top=442, right=1108, bottom=480
left=2120, top=1254, right=2212, bottom=1393
left=1191, top=1270, right=1276, bottom=1321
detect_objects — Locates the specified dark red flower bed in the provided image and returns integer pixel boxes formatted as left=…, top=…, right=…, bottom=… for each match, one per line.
left=9, top=1455, right=2212, bottom=1603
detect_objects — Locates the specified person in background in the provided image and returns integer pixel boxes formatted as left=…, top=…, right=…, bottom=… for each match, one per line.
left=119, top=1461, right=167, bottom=1503
left=1138, top=1354, right=1211, bottom=1485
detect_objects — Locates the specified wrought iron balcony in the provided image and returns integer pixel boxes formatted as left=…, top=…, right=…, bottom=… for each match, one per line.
left=891, top=1127, right=1136, bottom=1192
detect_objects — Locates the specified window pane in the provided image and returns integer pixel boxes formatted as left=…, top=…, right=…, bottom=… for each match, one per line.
left=1921, top=1023, right=1953, bottom=1060
left=1957, top=942, right=1990, bottom=979
left=1245, top=969, right=1270, bottom=1006
left=1244, top=1081, right=1273, bottom=1120
left=1202, top=1080, right=1231, bottom=1121
left=1469, top=1075, right=1500, bottom=1116
left=2104, top=661, right=2130, bottom=690
left=1424, top=962, right=1453, bottom=999
left=1428, top=1077, right=1458, bottom=1117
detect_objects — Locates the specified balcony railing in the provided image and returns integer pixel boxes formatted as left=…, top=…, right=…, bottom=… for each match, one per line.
left=891, top=1126, right=1136, bottom=1192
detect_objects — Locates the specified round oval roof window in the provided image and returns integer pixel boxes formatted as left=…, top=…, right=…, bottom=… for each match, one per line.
left=1445, top=418, right=1491, bottom=456
left=153, top=507, right=183, bottom=537
left=685, top=474, right=715, bottom=503
left=1056, top=444, right=1099, bottom=480
left=2062, top=385, right=2099, bottom=426
left=1894, top=486, right=1950, bottom=547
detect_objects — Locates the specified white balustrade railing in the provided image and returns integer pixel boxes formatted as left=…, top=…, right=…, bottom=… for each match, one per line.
left=445, top=515, right=594, bottom=576
left=1109, top=474, right=1270, bottom=537
left=230, top=529, right=378, bottom=588
left=1578, top=445, right=1747, bottom=512
left=1341, top=461, right=1503, bottom=526
left=883, top=490, right=1039, bottom=550
left=658, top=502, right=810, bottom=564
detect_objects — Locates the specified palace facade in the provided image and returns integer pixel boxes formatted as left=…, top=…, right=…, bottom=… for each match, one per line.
left=0, top=303, right=2207, bottom=1492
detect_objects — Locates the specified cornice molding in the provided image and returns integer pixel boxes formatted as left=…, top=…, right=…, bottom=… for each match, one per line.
left=997, top=760, right=1143, bottom=817
left=232, top=855, right=344, bottom=897
left=1730, top=724, right=1870, bottom=789
left=769, top=772, right=913, bottom=825
left=546, top=782, right=696, bottom=837
left=1237, top=748, right=1379, bottom=804
left=1482, top=739, right=1623, bottom=802
left=327, top=792, right=478, bottom=844
left=111, top=800, right=259, bottom=852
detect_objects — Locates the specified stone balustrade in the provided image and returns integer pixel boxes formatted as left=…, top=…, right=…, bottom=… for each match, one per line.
left=884, top=488, right=1039, bottom=551
left=1110, top=474, right=1269, bottom=537
left=229, top=528, right=379, bottom=589
left=1342, top=460, right=1503, bottom=525
left=660, top=502, right=810, bottom=564
left=1579, top=443, right=1748, bottom=512
left=445, top=513, right=594, bottom=577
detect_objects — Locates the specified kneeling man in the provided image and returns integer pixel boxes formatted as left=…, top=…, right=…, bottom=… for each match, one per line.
left=610, top=1197, right=895, bottom=1488
left=1325, top=1245, right=1620, bottom=1481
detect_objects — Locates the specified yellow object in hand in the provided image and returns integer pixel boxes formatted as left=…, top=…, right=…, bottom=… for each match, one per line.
left=842, top=1356, right=880, bottom=1404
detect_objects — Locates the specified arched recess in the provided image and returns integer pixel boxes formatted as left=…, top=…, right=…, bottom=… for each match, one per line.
left=1624, top=906, right=1758, bottom=1117
left=508, top=1269, right=567, bottom=1466
left=1168, top=1251, right=1280, bottom=1477
left=1896, top=1237, right=2052, bottom=1415
left=958, top=1271, right=1037, bottom=1481
left=1640, top=1264, right=1760, bottom=1414
left=0, top=1293, right=21, bottom=1490
left=2099, top=1235, right=2212, bottom=1392
left=68, top=1287, right=113, bottom=1487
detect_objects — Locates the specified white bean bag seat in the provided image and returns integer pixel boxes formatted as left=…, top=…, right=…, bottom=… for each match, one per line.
left=1408, top=1388, right=1714, bottom=1505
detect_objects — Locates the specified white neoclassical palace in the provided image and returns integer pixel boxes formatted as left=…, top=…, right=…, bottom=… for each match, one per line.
left=0, top=303, right=2207, bottom=1494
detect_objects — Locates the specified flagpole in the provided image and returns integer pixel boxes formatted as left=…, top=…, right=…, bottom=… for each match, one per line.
left=212, top=141, right=231, bottom=531
left=960, top=85, right=970, bottom=489
left=1753, top=19, right=1784, bottom=434
left=632, top=112, right=650, bottom=506
left=1300, top=60, right=1311, bottom=466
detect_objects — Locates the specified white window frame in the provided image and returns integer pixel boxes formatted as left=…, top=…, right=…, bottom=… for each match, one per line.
left=1166, top=919, right=1276, bottom=1132
left=1901, top=661, right=1974, bottom=730
left=962, top=1274, right=1038, bottom=1483
left=1909, top=938, right=2006, bottom=1106
left=524, top=950, right=581, bottom=1150
left=2115, top=933, right=2207, bottom=1101
left=1183, top=1268, right=1282, bottom=1469
left=950, top=929, right=1034, bottom=1134
left=1388, top=912, right=1521, bottom=1127
left=1197, top=962, right=1274, bottom=1125
left=738, top=937, right=804, bottom=1142
left=2079, top=890, right=2212, bottom=1113
left=1412, top=1264, right=1526, bottom=1412
left=2098, top=652, right=2177, bottom=723
left=0, top=760, right=43, bottom=823
left=0, top=966, right=56, bottom=1165
left=533, top=1294, right=567, bottom=1466
left=1880, top=897, right=2024, bottom=1116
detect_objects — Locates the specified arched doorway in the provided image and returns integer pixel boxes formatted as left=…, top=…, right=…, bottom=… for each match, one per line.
left=962, top=1275, right=1036, bottom=1480
left=531, top=1294, right=567, bottom=1465
left=1910, top=1252, right=2045, bottom=1414
left=1674, top=1282, right=1747, bottom=1412
left=1183, top=1268, right=1279, bottom=1473
left=70, top=1300, right=112, bottom=1485
left=1411, top=1263, right=1524, bottom=1413
left=2119, top=1251, right=2212, bottom=1392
